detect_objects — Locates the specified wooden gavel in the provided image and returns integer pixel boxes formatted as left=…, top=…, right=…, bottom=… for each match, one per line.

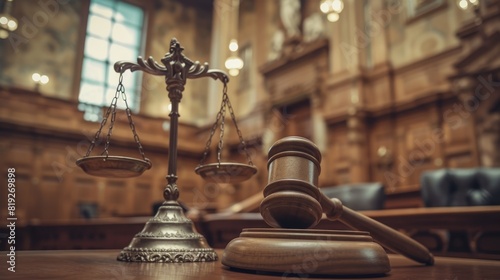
left=260, top=136, right=434, bottom=265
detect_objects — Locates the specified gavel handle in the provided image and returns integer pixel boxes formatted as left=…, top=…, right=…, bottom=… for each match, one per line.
left=321, top=195, right=434, bottom=265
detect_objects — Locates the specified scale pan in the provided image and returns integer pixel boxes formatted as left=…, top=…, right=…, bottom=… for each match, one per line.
left=195, top=163, right=257, bottom=184
left=76, top=156, right=152, bottom=178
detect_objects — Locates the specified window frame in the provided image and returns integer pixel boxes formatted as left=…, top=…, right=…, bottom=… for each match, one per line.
left=72, top=0, right=152, bottom=116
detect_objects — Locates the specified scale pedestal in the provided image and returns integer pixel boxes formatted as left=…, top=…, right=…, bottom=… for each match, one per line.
left=117, top=200, right=217, bottom=262
left=222, top=228, right=390, bottom=276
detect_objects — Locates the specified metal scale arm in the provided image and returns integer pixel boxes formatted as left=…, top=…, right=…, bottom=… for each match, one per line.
left=114, top=38, right=229, bottom=202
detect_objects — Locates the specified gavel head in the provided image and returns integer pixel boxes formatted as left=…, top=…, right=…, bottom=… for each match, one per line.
left=260, top=136, right=324, bottom=229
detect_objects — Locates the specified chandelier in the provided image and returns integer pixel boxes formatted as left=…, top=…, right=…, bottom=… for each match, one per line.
left=224, top=0, right=244, bottom=77
left=320, top=0, right=344, bottom=22
left=0, top=0, right=18, bottom=39
left=225, top=39, right=244, bottom=77
left=457, top=0, right=479, bottom=10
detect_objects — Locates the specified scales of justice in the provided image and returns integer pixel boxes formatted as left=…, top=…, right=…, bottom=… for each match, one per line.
left=76, top=38, right=434, bottom=276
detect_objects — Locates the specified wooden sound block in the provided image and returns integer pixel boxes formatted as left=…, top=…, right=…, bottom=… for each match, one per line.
left=222, top=228, right=390, bottom=276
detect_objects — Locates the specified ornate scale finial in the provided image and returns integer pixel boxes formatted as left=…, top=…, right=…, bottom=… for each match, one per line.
left=163, top=183, right=179, bottom=201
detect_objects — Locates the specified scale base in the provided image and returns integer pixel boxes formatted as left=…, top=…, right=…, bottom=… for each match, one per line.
left=222, top=228, right=390, bottom=276
left=117, top=201, right=217, bottom=262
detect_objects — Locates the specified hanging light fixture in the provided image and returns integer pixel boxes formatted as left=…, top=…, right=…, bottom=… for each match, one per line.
left=32, top=73, right=50, bottom=85
left=224, top=0, right=244, bottom=77
left=0, top=0, right=18, bottom=39
left=320, top=0, right=344, bottom=22
left=457, top=0, right=479, bottom=10
left=225, top=39, right=244, bottom=76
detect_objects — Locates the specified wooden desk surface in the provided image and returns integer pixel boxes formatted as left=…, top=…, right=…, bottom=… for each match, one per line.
left=1, top=249, right=499, bottom=279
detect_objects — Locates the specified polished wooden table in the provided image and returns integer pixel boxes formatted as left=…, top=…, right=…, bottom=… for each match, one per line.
left=3, top=206, right=499, bottom=262
left=1, top=249, right=499, bottom=279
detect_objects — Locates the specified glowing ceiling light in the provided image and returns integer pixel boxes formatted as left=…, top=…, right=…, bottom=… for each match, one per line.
left=229, top=39, right=239, bottom=52
left=458, top=0, right=479, bottom=10
left=320, top=0, right=344, bottom=22
left=0, top=0, right=18, bottom=39
left=32, top=73, right=50, bottom=85
left=224, top=55, right=244, bottom=77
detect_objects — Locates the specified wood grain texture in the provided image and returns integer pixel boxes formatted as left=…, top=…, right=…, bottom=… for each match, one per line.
left=323, top=198, right=434, bottom=265
left=262, top=136, right=434, bottom=265
left=222, top=228, right=391, bottom=275
left=1, top=250, right=499, bottom=279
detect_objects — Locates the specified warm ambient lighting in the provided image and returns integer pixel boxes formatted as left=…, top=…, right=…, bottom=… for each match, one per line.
left=229, top=39, right=239, bottom=52
left=32, top=73, right=49, bottom=84
left=0, top=0, right=18, bottom=39
left=320, top=0, right=344, bottom=22
left=225, top=55, right=244, bottom=77
left=225, top=39, right=244, bottom=77
left=457, top=0, right=479, bottom=10
left=224, top=0, right=243, bottom=76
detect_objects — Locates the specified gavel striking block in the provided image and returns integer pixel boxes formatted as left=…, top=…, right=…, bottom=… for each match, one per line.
left=222, top=136, right=433, bottom=276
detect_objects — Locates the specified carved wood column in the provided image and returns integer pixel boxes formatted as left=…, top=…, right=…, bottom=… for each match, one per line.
left=346, top=108, right=369, bottom=182
left=449, top=0, right=500, bottom=167
left=207, top=0, right=232, bottom=119
left=311, top=96, right=327, bottom=153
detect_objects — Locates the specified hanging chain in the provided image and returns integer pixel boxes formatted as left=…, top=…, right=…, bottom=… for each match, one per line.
left=101, top=87, right=119, bottom=158
left=199, top=85, right=227, bottom=166
left=198, top=82, right=254, bottom=167
left=85, top=97, right=116, bottom=157
left=85, top=78, right=120, bottom=158
left=84, top=70, right=149, bottom=163
left=217, top=94, right=227, bottom=167
left=119, top=74, right=149, bottom=163
left=224, top=84, right=254, bottom=166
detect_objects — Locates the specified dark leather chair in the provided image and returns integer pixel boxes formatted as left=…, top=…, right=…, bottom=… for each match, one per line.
left=320, top=183, right=386, bottom=211
left=421, top=168, right=500, bottom=207
left=417, top=168, right=500, bottom=254
left=78, top=202, right=98, bottom=219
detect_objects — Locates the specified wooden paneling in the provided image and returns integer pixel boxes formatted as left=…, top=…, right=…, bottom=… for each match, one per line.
left=325, top=124, right=349, bottom=185
left=39, top=176, right=64, bottom=220
left=392, top=48, right=460, bottom=104
left=103, top=180, right=128, bottom=216
left=260, top=39, right=328, bottom=98
left=324, top=84, right=351, bottom=115
left=74, top=177, right=99, bottom=203
left=10, top=173, right=33, bottom=221
left=364, top=73, right=393, bottom=109
left=0, top=88, right=206, bottom=221
left=391, top=106, right=441, bottom=190
left=319, top=42, right=480, bottom=199
left=134, top=181, right=153, bottom=215
left=368, top=116, right=395, bottom=187
left=441, top=100, right=478, bottom=168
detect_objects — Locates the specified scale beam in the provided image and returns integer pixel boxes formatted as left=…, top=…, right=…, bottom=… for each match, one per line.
left=115, top=38, right=229, bottom=82
left=115, top=38, right=228, bottom=202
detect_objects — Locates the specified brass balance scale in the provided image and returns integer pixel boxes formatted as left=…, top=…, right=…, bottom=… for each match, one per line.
left=76, top=38, right=434, bottom=276
left=76, top=38, right=256, bottom=262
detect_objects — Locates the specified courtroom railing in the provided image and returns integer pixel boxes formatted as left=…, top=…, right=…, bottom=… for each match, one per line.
left=2, top=206, right=499, bottom=260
